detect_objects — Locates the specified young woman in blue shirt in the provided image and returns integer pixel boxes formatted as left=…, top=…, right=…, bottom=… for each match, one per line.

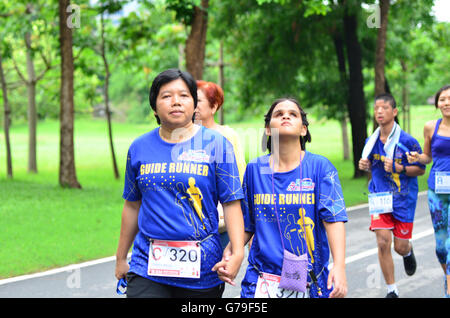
left=216, top=98, right=348, bottom=298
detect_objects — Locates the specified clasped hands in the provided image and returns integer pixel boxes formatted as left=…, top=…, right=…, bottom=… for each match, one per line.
left=212, top=244, right=243, bottom=286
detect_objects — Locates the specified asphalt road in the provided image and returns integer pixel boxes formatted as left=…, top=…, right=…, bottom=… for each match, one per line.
left=0, top=192, right=446, bottom=298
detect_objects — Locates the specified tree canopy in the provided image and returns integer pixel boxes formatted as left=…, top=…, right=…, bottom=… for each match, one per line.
left=1, top=0, right=449, bottom=182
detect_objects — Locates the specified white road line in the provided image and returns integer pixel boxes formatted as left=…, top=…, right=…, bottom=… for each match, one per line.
left=344, top=228, right=435, bottom=265
left=346, top=191, right=427, bottom=213
left=0, top=253, right=131, bottom=286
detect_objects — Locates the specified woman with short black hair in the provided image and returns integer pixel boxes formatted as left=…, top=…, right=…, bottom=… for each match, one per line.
left=115, top=69, right=245, bottom=298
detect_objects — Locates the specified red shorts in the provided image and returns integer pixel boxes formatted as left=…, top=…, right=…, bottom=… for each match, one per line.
left=369, top=213, right=413, bottom=240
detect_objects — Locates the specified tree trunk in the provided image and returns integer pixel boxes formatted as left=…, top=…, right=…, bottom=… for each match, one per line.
left=400, top=59, right=410, bottom=133
left=19, top=4, right=53, bottom=173
left=178, top=43, right=184, bottom=70
left=374, top=0, right=389, bottom=96
left=25, top=30, right=37, bottom=173
left=343, top=7, right=367, bottom=178
left=373, top=0, right=390, bottom=132
left=59, top=0, right=81, bottom=188
left=185, top=0, right=209, bottom=80
left=100, top=11, right=119, bottom=179
left=218, top=41, right=225, bottom=125
left=0, top=54, right=13, bottom=178
left=332, top=32, right=350, bottom=161
left=340, top=116, right=350, bottom=160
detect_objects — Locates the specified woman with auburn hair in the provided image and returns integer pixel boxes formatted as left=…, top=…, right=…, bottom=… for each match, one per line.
left=195, top=80, right=245, bottom=181
left=195, top=81, right=224, bottom=128
left=196, top=80, right=247, bottom=248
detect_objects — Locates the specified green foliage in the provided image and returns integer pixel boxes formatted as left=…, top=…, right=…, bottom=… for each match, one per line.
left=212, top=0, right=448, bottom=124
left=256, top=0, right=330, bottom=16
left=165, top=0, right=202, bottom=25
left=0, top=0, right=185, bottom=124
left=0, top=0, right=447, bottom=126
left=214, top=0, right=348, bottom=117
left=384, top=0, right=449, bottom=106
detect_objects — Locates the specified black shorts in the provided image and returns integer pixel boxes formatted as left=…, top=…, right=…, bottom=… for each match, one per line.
left=126, top=272, right=225, bottom=298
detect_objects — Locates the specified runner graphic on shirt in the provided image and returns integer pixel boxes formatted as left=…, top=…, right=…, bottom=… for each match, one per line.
left=284, top=213, right=306, bottom=257
left=297, top=208, right=315, bottom=263
left=175, top=182, right=201, bottom=238
left=282, top=209, right=315, bottom=263
left=186, top=177, right=206, bottom=229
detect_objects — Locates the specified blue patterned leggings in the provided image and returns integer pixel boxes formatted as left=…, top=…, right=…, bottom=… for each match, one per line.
left=428, top=189, right=450, bottom=275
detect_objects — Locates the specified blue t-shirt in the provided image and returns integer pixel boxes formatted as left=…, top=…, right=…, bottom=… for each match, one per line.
left=122, top=125, right=244, bottom=289
left=240, top=152, right=348, bottom=298
left=367, top=131, right=425, bottom=223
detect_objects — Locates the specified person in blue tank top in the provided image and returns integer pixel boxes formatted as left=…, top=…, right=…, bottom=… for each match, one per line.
left=216, top=98, right=348, bottom=298
left=114, top=69, right=245, bottom=298
left=359, top=93, right=426, bottom=298
left=407, top=85, right=450, bottom=297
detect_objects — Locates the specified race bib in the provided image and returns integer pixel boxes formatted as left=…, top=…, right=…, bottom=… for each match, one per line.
left=148, top=240, right=201, bottom=278
left=368, top=192, right=393, bottom=215
left=254, top=272, right=309, bottom=298
left=435, top=172, right=450, bottom=194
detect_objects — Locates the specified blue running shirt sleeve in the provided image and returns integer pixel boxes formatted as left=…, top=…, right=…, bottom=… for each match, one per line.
left=318, top=166, right=348, bottom=223
left=123, top=148, right=142, bottom=202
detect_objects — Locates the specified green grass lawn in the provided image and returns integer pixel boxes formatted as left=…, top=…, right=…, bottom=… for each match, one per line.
left=0, top=119, right=152, bottom=278
left=0, top=105, right=442, bottom=278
